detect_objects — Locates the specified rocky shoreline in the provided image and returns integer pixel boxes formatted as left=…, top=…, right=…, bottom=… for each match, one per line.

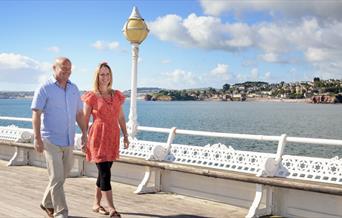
left=143, top=95, right=341, bottom=104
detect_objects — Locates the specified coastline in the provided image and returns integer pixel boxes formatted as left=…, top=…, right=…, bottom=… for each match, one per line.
left=0, top=96, right=334, bottom=104
left=137, top=95, right=312, bottom=103
left=246, top=97, right=310, bottom=103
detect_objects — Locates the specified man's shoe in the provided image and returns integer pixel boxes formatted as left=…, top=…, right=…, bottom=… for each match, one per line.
left=40, top=204, right=54, bottom=218
left=54, top=211, right=68, bottom=218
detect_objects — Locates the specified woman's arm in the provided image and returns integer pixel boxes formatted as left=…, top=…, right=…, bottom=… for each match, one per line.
left=80, top=103, right=92, bottom=152
left=83, top=103, right=92, bottom=130
left=118, top=106, right=129, bottom=149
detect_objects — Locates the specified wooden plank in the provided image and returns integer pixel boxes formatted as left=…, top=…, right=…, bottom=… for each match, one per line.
left=0, top=160, right=248, bottom=218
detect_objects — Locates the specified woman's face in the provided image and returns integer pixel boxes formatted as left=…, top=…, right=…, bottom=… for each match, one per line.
left=98, top=66, right=111, bottom=87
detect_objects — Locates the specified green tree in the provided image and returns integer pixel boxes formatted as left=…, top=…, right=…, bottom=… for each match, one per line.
left=223, top=83, right=230, bottom=92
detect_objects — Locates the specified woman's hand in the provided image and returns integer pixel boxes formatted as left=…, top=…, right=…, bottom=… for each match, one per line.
left=123, top=135, right=130, bottom=149
left=81, top=144, right=87, bottom=153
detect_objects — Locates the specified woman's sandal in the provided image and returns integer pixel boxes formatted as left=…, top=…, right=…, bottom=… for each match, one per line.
left=93, top=205, right=109, bottom=215
left=109, top=210, right=121, bottom=218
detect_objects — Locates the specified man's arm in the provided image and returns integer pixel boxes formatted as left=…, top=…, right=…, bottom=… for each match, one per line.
left=76, top=110, right=87, bottom=147
left=32, top=109, right=44, bottom=153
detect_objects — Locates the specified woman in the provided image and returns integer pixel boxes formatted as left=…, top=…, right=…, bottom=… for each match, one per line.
left=82, top=62, right=129, bottom=218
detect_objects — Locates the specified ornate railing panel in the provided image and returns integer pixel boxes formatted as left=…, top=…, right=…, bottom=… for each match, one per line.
left=278, top=155, right=342, bottom=184
left=0, top=125, right=33, bottom=143
left=165, top=143, right=274, bottom=175
left=119, top=139, right=156, bottom=159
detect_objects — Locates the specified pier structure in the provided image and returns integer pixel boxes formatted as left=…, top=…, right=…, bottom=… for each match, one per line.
left=0, top=116, right=341, bottom=218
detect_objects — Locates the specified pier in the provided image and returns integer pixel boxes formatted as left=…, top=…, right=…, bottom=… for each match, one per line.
left=0, top=116, right=341, bottom=218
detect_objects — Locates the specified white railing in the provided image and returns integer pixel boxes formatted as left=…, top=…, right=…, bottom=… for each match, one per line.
left=135, top=125, right=342, bottom=183
left=138, top=125, right=342, bottom=147
left=0, top=116, right=32, bottom=122
left=1, top=115, right=341, bottom=183
left=1, top=115, right=342, bottom=218
left=1, top=116, right=341, bottom=146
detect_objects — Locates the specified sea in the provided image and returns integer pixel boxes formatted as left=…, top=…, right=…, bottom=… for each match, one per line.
left=0, top=98, right=341, bottom=158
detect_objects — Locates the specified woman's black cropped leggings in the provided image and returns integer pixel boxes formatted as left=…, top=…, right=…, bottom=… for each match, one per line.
left=95, top=161, right=113, bottom=191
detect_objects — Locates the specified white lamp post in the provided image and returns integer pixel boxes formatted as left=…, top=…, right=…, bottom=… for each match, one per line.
left=122, top=6, right=149, bottom=139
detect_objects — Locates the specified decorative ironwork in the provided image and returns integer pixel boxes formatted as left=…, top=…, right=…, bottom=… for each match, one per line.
left=0, top=125, right=33, bottom=143
left=278, top=155, right=342, bottom=184
left=165, top=143, right=273, bottom=175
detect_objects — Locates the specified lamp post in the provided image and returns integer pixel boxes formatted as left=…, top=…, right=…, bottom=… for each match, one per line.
left=122, top=6, right=149, bottom=139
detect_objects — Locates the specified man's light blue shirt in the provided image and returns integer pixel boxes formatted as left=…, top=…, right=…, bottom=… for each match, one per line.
left=31, top=77, right=83, bottom=147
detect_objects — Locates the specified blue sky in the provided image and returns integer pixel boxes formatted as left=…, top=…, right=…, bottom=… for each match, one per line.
left=1, top=0, right=342, bottom=91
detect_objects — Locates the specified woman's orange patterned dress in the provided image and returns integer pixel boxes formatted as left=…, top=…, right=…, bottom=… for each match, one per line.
left=81, top=91, right=125, bottom=163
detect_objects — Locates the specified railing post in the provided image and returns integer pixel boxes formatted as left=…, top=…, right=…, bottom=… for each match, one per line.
left=246, top=184, right=273, bottom=218
left=135, top=127, right=177, bottom=194
left=257, top=134, right=287, bottom=177
left=275, top=134, right=287, bottom=164
left=147, top=127, right=176, bottom=161
left=7, top=146, right=29, bottom=166
left=250, top=134, right=287, bottom=217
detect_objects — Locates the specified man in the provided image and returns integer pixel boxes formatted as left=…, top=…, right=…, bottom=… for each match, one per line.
left=31, top=57, right=87, bottom=218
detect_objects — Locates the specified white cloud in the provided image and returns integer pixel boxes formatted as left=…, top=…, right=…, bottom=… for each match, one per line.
left=250, top=68, right=259, bottom=81
left=199, top=1, right=231, bottom=17
left=92, top=40, right=105, bottom=50
left=199, top=0, right=342, bottom=20
left=233, top=68, right=273, bottom=83
left=264, top=72, right=271, bottom=81
left=161, top=59, right=171, bottom=64
left=47, top=46, right=60, bottom=53
left=149, top=13, right=253, bottom=51
left=236, top=73, right=246, bottom=83
left=91, top=40, right=121, bottom=50
left=260, top=52, right=279, bottom=63
left=305, top=47, right=329, bottom=62
left=0, top=53, right=50, bottom=84
left=140, top=69, right=201, bottom=89
left=108, top=41, right=119, bottom=49
left=149, top=12, right=342, bottom=80
left=165, top=69, right=198, bottom=85
left=311, top=61, right=342, bottom=80
left=210, top=64, right=230, bottom=80
left=38, top=74, right=50, bottom=84
left=147, top=14, right=194, bottom=46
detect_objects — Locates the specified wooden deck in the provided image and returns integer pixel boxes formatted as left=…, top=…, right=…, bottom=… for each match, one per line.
left=0, top=160, right=248, bottom=218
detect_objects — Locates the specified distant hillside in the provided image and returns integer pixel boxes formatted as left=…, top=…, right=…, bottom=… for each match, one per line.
left=123, top=87, right=162, bottom=97
left=0, top=88, right=162, bottom=99
left=0, top=91, right=34, bottom=99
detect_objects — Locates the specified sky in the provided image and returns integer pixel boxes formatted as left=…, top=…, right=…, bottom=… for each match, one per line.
left=1, top=0, right=342, bottom=91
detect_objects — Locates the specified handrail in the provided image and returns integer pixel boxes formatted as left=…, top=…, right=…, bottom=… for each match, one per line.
left=1, top=116, right=342, bottom=147
left=138, top=125, right=342, bottom=147
left=0, top=116, right=32, bottom=122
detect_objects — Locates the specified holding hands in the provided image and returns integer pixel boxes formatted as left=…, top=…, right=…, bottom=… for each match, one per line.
left=81, top=133, right=87, bottom=153
left=123, top=135, right=130, bottom=149
left=34, top=137, right=44, bottom=153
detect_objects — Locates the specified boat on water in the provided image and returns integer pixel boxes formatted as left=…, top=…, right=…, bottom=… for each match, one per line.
left=0, top=115, right=341, bottom=218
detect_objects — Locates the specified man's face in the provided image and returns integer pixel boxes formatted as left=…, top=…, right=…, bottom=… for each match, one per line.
left=54, top=60, right=72, bottom=83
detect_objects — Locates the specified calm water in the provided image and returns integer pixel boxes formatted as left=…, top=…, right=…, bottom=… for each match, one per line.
left=0, top=99, right=341, bottom=158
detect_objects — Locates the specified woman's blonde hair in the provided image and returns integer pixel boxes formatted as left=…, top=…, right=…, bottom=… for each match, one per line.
left=92, top=62, right=113, bottom=93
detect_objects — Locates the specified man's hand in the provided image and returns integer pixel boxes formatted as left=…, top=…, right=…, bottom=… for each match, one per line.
left=34, top=138, right=44, bottom=153
left=81, top=133, right=87, bottom=153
